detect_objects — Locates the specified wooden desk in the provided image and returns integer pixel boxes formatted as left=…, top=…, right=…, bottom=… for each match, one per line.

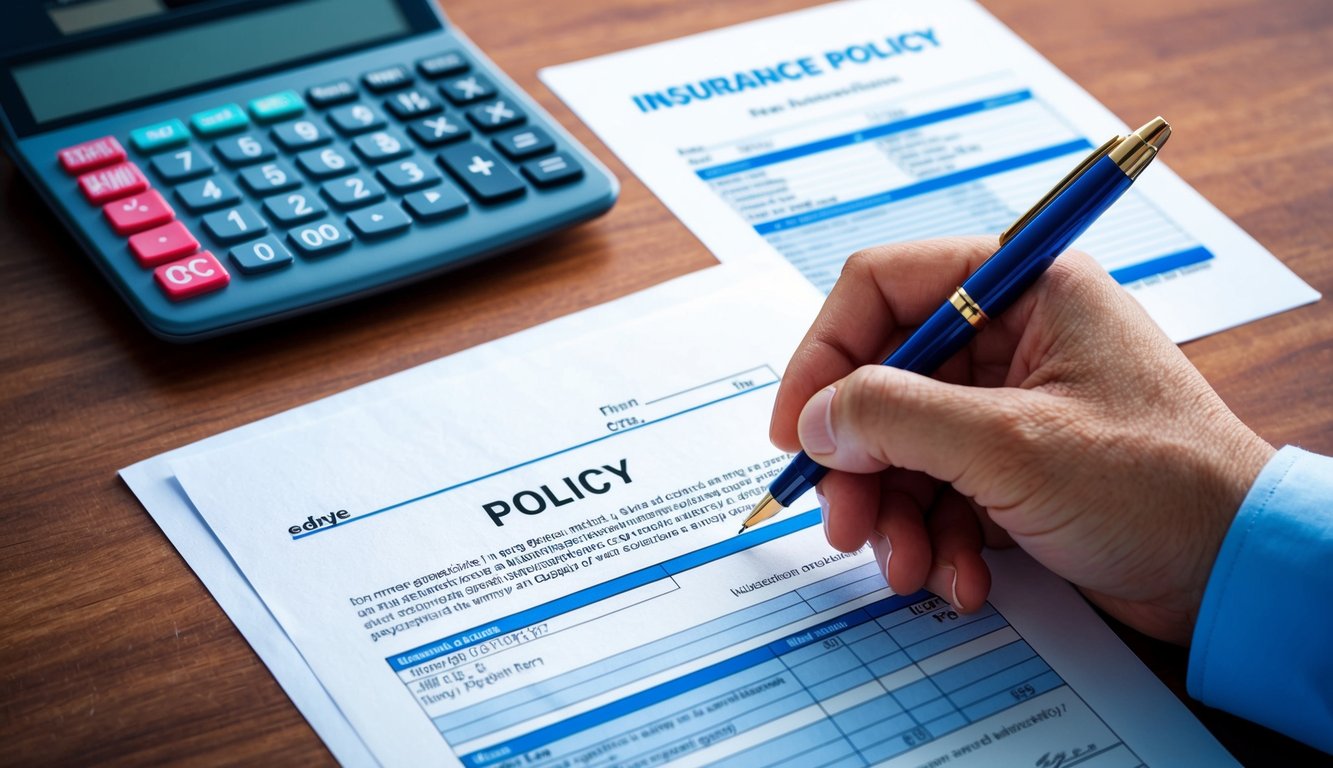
left=2, top=0, right=1329, bottom=763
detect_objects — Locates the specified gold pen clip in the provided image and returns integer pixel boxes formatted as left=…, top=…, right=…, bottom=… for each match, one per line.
left=998, top=135, right=1121, bottom=245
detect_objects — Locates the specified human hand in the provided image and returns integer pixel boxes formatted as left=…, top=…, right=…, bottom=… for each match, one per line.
left=769, top=237, right=1273, bottom=645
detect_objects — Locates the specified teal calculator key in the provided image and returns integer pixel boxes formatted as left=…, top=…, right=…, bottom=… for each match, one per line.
left=263, top=188, right=327, bottom=226
left=321, top=173, right=385, bottom=209
left=175, top=175, right=241, bottom=213
left=130, top=119, right=189, bottom=153
left=288, top=218, right=353, bottom=257
left=150, top=143, right=215, bottom=183
left=249, top=90, right=305, bottom=122
left=229, top=235, right=294, bottom=274
left=202, top=204, right=267, bottom=244
left=239, top=160, right=301, bottom=196
left=347, top=202, right=411, bottom=238
left=377, top=155, right=441, bottom=193
left=403, top=185, right=467, bottom=221
left=190, top=103, right=249, bottom=137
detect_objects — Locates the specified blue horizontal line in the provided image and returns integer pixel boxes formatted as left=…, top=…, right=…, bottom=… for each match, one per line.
left=1108, top=246, right=1213, bottom=284
left=695, top=90, right=1032, bottom=180
left=753, top=138, right=1093, bottom=236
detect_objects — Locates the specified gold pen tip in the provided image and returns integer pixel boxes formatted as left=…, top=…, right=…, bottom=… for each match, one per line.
left=1133, top=116, right=1171, bottom=151
left=736, top=492, right=784, bottom=535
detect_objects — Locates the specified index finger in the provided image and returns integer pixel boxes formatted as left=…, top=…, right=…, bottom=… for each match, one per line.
left=770, top=236, right=999, bottom=451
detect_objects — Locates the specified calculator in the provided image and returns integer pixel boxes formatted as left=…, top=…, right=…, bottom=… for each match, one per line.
left=0, top=0, right=618, bottom=341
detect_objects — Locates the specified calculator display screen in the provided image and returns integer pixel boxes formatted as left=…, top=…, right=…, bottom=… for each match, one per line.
left=13, top=0, right=413, bottom=125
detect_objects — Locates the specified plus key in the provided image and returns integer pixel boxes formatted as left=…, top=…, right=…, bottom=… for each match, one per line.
left=438, top=143, right=524, bottom=203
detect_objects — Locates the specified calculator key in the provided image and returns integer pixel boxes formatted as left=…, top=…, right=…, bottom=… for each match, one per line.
left=239, top=160, right=301, bottom=196
left=155, top=251, right=229, bottom=300
left=376, top=155, right=441, bottom=193
left=403, top=185, right=467, bottom=221
left=408, top=114, right=469, bottom=147
left=104, top=189, right=175, bottom=235
left=362, top=65, right=412, bottom=93
left=129, top=221, right=199, bottom=267
left=493, top=127, right=555, bottom=161
left=190, top=103, right=249, bottom=137
left=384, top=89, right=441, bottom=120
left=352, top=129, right=412, bottom=164
left=271, top=119, right=331, bottom=151
left=129, top=119, right=189, bottom=153
left=417, top=52, right=468, bottom=79
left=214, top=133, right=276, bottom=166
left=328, top=103, right=387, bottom=135
left=522, top=153, right=584, bottom=188
left=296, top=146, right=358, bottom=178
left=150, top=143, right=215, bottom=183
left=307, top=79, right=357, bottom=108
left=175, top=175, right=241, bottom=213
left=78, top=162, right=148, bottom=204
left=59, top=136, right=126, bottom=174
left=288, top=219, right=353, bottom=257
left=202, top=205, right=268, bottom=244
left=440, top=74, right=496, bottom=105
left=249, top=90, right=305, bottom=122
left=321, top=173, right=386, bottom=209
left=467, top=100, right=526, bottom=133
left=263, top=188, right=327, bottom=225
left=229, top=235, right=294, bottom=274
left=347, top=202, right=411, bottom=239
left=438, top=143, right=525, bottom=203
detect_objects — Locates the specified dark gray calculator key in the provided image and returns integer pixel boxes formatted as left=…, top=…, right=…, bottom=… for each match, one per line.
left=362, top=65, right=412, bottom=93
left=352, top=129, right=412, bottom=164
left=493, top=127, right=555, bottom=161
left=438, top=143, right=525, bottom=203
left=239, top=160, right=301, bottom=196
left=347, top=202, right=411, bottom=238
left=440, top=73, right=496, bottom=105
left=288, top=219, right=353, bottom=257
left=328, top=103, right=387, bottom=135
left=522, top=153, right=584, bottom=188
left=296, top=146, right=358, bottom=179
left=271, top=118, right=332, bottom=151
left=385, top=89, right=441, bottom=121
left=175, top=175, right=241, bottom=213
left=263, top=188, right=327, bottom=225
left=408, top=114, right=469, bottom=147
left=417, top=52, right=468, bottom=79
left=150, top=143, right=215, bottom=182
left=466, top=99, right=526, bottom=133
left=377, top=155, right=441, bottom=193
left=321, top=173, right=386, bottom=209
left=229, top=235, right=294, bottom=274
left=403, top=185, right=467, bottom=221
left=202, top=205, right=268, bottom=244
left=307, top=79, right=357, bottom=108
left=214, top=133, right=276, bottom=166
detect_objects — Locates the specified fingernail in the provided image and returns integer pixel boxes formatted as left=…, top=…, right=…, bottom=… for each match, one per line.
left=816, top=488, right=830, bottom=541
left=950, top=568, right=963, bottom=612
left=882, top=537, right=894, bottom=585
left=799, top=387, right=837, bottom=455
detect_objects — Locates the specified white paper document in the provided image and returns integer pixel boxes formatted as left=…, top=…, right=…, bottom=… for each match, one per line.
left=127, top=264, right=1236, bottom=766
left=540, top=0, right=1318, bottom=343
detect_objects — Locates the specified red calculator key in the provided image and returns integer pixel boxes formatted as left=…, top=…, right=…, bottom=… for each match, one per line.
left=129, top=221, right=199, bottom=267
left=103, top=189, right=174, bottom=235
left=153, top=251, right=229, bottom=301
left=58, top=136, right=126, bottom=174
left=78, top=162, right=148, bottom=204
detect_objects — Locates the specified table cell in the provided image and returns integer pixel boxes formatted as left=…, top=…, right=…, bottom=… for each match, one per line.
left=831, top=692, right=903, bottom=735
left=930, top=639, right=1035, bottom=694
left=807, top=666, right=874, bottom=701
left=890, top=677, right=943, bottom=709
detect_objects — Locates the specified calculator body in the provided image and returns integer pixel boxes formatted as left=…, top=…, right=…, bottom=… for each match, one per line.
left=0, top=0, right=618, bottom=341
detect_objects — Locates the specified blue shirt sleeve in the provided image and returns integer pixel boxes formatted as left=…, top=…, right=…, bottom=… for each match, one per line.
left=1188, top=446, right=1333, bottom=753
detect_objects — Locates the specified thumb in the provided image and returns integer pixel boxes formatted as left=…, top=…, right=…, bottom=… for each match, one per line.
left=796, top=365, right=1037, bottom=494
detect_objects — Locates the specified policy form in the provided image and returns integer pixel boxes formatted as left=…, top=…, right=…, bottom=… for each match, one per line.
left=161, top=264, right=1237, bottom=766
left=539, top=0, right=1318, bottom=343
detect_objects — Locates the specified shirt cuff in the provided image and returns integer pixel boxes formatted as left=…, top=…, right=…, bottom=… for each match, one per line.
left=1188, top=446, right=1333, bottom=753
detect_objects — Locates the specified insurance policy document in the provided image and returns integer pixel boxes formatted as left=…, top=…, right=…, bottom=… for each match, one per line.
left=540, top=0, right=1318, bottom=343
left=160, top=264, right=1236, bottom=766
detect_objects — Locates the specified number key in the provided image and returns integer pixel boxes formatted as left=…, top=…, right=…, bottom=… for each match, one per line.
left=176, top=175, right=240, bottom=213
left=215, top=133, right=275, bottom=166
left=385, top=89, right=441, bottom=120
left=377, top=155, right=441, bottom=193
left=288, top=219, right=353, bottom=257
left=202, top=204, right=268, bottom=244
left=272, top=119, right=331, bottom=151
left=321, top=173, right=386, bottom=209
left=149, top=143, right=215, bottom=182
left=296, top=146, right=357, bottom=178
left=263, top=188, right=327, bottom=226
left=352, top=129, right=411, bottom=164
left=328, top=103, right=386, bottom=135
left=229, top=235, right=294, bottom=274
left=239, top=160, right=301, bottom=196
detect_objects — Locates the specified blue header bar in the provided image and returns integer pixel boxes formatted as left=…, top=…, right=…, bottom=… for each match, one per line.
left=1108, top=246, right=1212, bottom=285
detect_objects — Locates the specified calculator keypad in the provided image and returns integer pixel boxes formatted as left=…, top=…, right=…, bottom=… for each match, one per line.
left=56, top=48, right=587, bottom=308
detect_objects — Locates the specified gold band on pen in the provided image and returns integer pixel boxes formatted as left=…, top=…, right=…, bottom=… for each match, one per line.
left=948, top=287, right=989, bottom=329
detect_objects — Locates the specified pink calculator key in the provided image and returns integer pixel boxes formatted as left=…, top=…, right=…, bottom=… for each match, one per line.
left=103, top=189, right=174, bottom=235
left=58, top=136, right=126, bottom=174
left=153, top=251, right=230, bottom=301
left=129, top=221, right=199, bottom=267
left=78, top=162, right=148, bottom=204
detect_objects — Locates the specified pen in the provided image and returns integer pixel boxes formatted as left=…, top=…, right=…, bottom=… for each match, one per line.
left=739, top=117, right=1172, bottom=533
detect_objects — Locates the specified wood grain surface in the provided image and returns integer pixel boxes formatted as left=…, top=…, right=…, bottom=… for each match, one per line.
left=2, top=0, right=1330, bottom=764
